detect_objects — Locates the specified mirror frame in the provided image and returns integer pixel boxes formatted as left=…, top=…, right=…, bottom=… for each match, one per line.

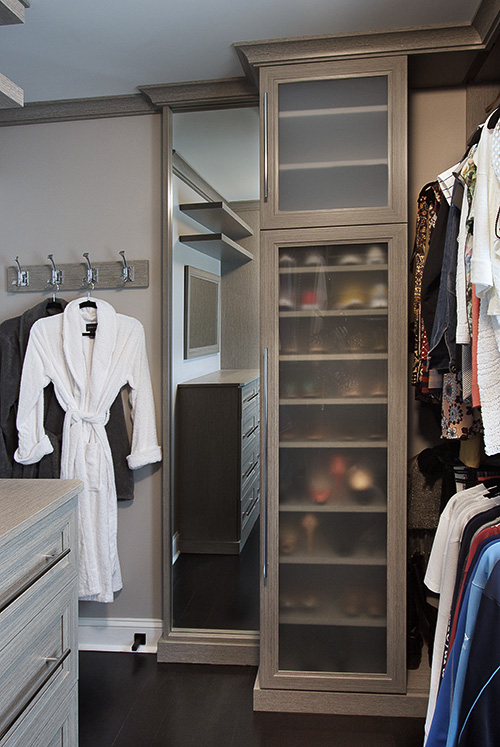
left=155, top=79, right=261, bottom=665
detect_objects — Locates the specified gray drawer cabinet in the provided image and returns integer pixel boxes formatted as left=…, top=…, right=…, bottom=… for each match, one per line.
left=0, top=479, right=82, bottom=747
left=176, top=369, right=260, bottom=554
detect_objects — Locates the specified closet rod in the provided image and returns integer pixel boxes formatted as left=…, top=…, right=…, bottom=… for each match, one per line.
left=7, top=257, right=149, bottom=292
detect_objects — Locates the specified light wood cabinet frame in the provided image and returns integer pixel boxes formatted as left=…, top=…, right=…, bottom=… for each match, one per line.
left=259, top=223, right=408, bottom=694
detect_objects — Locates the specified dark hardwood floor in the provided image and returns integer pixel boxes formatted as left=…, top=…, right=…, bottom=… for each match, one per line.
left=79, top=652, right=425, bottom=747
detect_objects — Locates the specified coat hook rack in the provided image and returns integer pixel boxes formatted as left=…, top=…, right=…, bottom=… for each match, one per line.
left=119, top=251, right=134, bottom=283
left=12, top=256, right=29, bottom=288
left=7, top=254, right=149, bottom=293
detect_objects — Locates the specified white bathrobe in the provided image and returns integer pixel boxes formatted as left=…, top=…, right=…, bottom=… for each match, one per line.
left=15, top=298, right=162, bottom=602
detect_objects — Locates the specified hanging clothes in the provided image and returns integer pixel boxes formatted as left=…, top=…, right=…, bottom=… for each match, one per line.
left=14, top=298, right=161, bottom=602
left=423, top=483, right=497, bottom=739
left=0, top=298, right=135, bottom=500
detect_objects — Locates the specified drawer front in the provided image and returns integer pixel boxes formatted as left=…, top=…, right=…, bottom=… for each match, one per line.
left=241, top=408, right=260, bottom=452
left=241, top=380, right=260, bottom=416
left=241, top=438, right=260, bottom=489
left=241, top=471, right=260, bottom=519
left=1, top=682, right=77, bottom=747
left=0, top=500, right=77, bottom=616
left=0, top=581, right=77, bottom=742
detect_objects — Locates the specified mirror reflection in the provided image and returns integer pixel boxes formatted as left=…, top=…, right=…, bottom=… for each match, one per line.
left=171, top=107, right=260, bottom=631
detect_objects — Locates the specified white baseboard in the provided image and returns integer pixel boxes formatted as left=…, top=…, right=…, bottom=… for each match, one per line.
left=78, top=617, right=163, bottom=653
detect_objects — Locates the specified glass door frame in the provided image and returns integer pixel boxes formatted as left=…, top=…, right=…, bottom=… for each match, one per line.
left=259, top=56, right=407, bottom=230
left=259, top=223, right=407, bottom=693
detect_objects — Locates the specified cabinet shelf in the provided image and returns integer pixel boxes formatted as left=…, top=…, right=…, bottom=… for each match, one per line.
left=179, top=233, right=253, bottom=265
left=279, top=397, right=388, bottom=406
left=279, top=105, right=388, bottom=119
left=280, top=553, right=387, bottom=566
left=280, top=264, right=388, bottom=274
left=280, top=440, right=387, bottom=449
left=280, top=503, right=387, bottom=514
left=280, top=353, right=387, bottom=362
left=280, top=609, right=387, bottom=628
left=280, top=159, right=388, bottom=171
left=180, top=201, right=253, bottom=241
left=279, top=309, right=388, bottom=318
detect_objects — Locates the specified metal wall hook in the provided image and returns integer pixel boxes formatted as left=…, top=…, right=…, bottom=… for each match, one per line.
left=12, top=256, right=29, bottom=287
left=47, top=254, right=63, bottom=297
left=119, top=251, right=134, bottom=283
left=82, top=252, right=98, bottom=287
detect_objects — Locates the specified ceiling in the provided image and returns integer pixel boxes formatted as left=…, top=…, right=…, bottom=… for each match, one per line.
left=0, top=0, right=491, bottom=105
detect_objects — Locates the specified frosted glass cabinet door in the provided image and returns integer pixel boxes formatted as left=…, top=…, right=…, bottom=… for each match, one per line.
left=260, top=57, right=407, bottom=229
left=260, top=224, right=407, bottom=693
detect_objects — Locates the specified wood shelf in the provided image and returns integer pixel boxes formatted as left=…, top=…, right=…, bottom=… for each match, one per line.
left=279, top=105, right=388, bottom=119
left=279, top=264, right=388, bottom=274
left=0, top=0, right=27, bottom=25
left=180, top=201, right=253, bottom=241
left=279, top=440, right=387, bottom=448
left=0, top=72, right=23, bottom=108
left=279, top=503, right=387, bottom=513
left=179, top=233, right=253, bottom=265
left=0, top=0, right=28, bottom=108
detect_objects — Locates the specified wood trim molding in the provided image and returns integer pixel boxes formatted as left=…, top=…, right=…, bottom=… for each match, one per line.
left=139, top=77, right=258, bottom=111
left=0, top=93, right=157, bottom=127
left=472, top=0, right=500, bottom=45
left=234, top=0, right=500, bottom=83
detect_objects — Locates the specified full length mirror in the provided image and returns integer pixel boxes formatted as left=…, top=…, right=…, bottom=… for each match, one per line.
left=170, top=107, right=260, bottom=637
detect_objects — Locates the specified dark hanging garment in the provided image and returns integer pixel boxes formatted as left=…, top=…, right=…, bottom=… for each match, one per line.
left=0, top=299, right=134, bottom=500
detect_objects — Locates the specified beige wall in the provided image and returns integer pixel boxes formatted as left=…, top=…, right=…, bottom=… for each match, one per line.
left=0, top=114, right=164, bottom=620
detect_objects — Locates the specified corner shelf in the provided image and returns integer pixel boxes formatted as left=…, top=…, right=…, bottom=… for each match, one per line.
left=179, top=233, right=253, bottom=265
left=179, top=200, right=254, bottom=268
left=180, top=201, right=253, bottom=240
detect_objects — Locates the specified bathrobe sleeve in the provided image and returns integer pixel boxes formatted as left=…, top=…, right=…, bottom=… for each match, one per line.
left=125, top=320, right=162, bottom=470
left=14, top=323, right=54, bottom=465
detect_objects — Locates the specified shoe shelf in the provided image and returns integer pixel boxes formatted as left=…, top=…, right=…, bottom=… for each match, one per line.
left=280, top=440, right=387, bottom=448
left=279, top=397, right=388, bottom=405
left=279, top=353, right=387, bottom=361
left=279, top=607, right=387, bottom=628
left=280, top=553, right=387, bottom=566
left=279, top=263, right=388, bottom=275
left=279, top=503, right=387, bottom=514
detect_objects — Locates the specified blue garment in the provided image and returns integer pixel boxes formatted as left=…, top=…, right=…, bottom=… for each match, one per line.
left=456, top=560, right=500, bottom=745
left=447, top=542, right=500, bottom=745
left=425, top=537, right=500, bottom=747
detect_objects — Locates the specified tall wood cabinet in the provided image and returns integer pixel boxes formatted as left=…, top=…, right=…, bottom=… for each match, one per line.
left=253, top=54, right=423, bottom=714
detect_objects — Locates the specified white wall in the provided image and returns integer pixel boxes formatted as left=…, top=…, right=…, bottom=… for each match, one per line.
left=0, top=114, right=164, bottom=626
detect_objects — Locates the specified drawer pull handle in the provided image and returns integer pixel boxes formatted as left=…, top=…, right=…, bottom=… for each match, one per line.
left=243, top=460, right=259, bottom=480
left=0, top=547, right=71, bottom=615
left=244, top=494, right=260, bottom=517
left=243, top=424, right=259, bottom=439
left=244, top=391, right=259, bottom=404
left=0, top=648, right=71, bottom=741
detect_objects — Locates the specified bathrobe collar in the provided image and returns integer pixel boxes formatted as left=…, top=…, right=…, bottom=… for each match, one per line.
left=62, top=298, right=118, bottom=398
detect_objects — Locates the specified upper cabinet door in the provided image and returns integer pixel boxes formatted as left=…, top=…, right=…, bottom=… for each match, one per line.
left=260, top=56, right=407, bottom=229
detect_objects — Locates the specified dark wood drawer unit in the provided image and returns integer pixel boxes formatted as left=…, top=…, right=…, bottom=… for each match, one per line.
left=176, top=369, right=260, bottom=554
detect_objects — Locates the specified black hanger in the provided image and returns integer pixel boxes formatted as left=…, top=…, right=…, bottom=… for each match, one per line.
left=79, top=298, right=97, bottom=309
left=45, top=298, right=64, bottom=313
